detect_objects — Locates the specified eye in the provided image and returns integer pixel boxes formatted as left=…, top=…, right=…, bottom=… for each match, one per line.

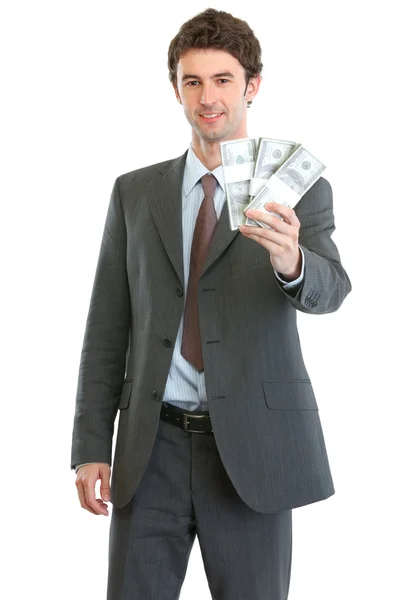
left=218, top=79, right=230, bottom=84
left=186, top=81, right=199, bottom=87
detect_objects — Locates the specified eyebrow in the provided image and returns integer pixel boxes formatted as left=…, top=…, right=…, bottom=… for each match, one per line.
left=181, top=71, right=235, bottom=82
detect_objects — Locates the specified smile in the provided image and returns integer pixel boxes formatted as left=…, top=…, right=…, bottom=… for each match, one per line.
left=199, top=113, right=224, bottom=121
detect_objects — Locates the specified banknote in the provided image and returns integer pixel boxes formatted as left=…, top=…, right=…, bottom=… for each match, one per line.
left=245, top=137, right=298, bottom=226
left=220, top=138, right=257, bottom=230
left=246, top=145, right=326, bottom=228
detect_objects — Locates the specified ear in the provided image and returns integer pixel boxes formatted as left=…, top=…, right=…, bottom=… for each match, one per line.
left=173, top=85, right=182, bottom=105
left=245, top=74, right=261, bottom=104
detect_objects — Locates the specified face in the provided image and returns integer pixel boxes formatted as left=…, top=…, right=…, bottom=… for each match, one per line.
left=174, top=48, right=260, bottom=144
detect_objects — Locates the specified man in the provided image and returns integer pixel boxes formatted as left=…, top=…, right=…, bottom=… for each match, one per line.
left=71, top=8, right=351, bottom=600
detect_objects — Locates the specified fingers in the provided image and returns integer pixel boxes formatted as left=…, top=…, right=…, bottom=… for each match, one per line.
left=240, top=219, right=288, bottom=240
left=264, top=201, right=299, bottom=225
left=240, top=216, right=298, bottom=247
left=245, top=202, right=299, bottom=230
left=84, top=475, right=108, bottom=515
left=75, top=465, right=110, bottom=516
left=76, top=477, right=98, bottom=515
left=241, top=225, right=291, bottom=249
left=243, top=214, right=289, bottom=235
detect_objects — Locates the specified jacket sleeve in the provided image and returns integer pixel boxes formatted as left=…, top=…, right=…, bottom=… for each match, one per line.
left=70, top=177, right=131, bottom=470
left=276, top=176, right=352, bottom=313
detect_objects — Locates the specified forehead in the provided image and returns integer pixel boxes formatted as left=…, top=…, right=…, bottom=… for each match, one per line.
left=177, top=48, right=244, bottom=79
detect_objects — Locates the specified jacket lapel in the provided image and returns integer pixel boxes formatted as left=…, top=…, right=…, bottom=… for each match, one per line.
left=148, top=149, right=240, bottom=284
left=148, top=152, right=187, bottom=287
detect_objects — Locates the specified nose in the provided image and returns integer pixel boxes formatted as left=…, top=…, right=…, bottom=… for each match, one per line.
left=200, top=83, right=217, bottom=106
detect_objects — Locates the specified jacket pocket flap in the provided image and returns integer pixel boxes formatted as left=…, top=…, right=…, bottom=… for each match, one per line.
left=262, top=379, right=318, bottom=410
left=119, top=381, right=133, bottom=410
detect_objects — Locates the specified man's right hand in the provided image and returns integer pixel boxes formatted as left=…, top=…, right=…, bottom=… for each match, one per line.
left=75, top=463, right=111, bottom=516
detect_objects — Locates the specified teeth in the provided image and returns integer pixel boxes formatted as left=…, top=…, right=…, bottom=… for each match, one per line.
left=202, top=113, right=221, bottom=118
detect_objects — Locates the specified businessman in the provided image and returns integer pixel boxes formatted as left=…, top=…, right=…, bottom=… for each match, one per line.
left=71, top=8, right=351, bottom=600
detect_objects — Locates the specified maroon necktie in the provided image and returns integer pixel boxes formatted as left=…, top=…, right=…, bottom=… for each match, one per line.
left=181, top=173, right=218, bottom=371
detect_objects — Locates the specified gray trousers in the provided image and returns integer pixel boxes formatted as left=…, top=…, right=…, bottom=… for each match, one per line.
left=107, top=403, right=292, bottom=599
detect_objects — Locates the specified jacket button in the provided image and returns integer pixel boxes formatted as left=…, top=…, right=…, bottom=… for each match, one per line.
left=152, top=390, right=161, bottom=402
left=176, top=286, right=183, bottom=297
left=163, top=338, right=172, bottom=347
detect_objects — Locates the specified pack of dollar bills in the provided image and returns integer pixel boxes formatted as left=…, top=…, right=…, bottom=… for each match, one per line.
left=220, top=137, right=326, bottom=231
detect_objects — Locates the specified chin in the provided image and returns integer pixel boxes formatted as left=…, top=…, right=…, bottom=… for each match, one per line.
left=197, top=126, right=230, bottom=143
left=201, top=132, right=225, bottom=143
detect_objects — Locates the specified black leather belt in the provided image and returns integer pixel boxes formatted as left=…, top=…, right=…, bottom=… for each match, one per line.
left=160, top=402, right=213, bottom=434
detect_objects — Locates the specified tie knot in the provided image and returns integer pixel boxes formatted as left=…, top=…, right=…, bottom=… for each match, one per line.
left=200, top=173, right=217, bottom=199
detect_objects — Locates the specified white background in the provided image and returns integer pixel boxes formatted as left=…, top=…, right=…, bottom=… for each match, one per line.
left=2, top=0, right=399, bottom=598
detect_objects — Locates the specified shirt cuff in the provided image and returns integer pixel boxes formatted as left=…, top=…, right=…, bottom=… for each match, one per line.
left=274, top=246, right=305, bottom=289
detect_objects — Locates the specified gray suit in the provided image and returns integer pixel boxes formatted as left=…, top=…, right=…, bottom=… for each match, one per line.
left=71, top=150, right=351, bottom=513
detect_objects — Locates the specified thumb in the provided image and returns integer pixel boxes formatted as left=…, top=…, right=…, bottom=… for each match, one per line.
left=100, top=465, right=111, bottom=501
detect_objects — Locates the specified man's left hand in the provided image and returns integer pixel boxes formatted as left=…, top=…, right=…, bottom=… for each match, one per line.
left=239, top=201, right=301, bottom=281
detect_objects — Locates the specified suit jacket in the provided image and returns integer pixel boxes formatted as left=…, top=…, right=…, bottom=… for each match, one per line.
left=71, top=150, right=351, bottom=513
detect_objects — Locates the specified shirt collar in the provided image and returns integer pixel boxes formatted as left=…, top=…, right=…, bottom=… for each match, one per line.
left=182, top=144, right=225, bottom=197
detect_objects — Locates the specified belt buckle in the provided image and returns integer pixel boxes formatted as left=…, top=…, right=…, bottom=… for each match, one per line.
left=183, top=412, right=209, bottom=433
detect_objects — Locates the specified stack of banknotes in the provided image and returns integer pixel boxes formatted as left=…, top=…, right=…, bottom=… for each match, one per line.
left=219, top=137, right=326, bottom=231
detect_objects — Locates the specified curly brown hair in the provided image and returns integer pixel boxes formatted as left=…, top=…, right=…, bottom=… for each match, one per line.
left=168, top=8, right=263, bottom=101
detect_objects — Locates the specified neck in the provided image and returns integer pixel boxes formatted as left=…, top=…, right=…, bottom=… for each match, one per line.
left=191, top=130, right=248, bottom=171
